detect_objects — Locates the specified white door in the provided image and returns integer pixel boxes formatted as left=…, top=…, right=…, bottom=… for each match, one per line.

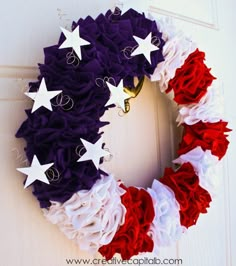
left=0, top=1, right=235, bottom=266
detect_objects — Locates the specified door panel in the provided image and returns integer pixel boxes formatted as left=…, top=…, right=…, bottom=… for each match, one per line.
left=150, top=0, right=218, bottom=28
left=0, top=0, right=116, bottom=67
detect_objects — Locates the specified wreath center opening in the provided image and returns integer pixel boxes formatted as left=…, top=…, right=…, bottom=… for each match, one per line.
left=101, top=78, right=182, bottom=188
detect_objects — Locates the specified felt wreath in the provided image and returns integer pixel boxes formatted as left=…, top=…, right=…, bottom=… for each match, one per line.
left=16, top=8, right=231, bottom=260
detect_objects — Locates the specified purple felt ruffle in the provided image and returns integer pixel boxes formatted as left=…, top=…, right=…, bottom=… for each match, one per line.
left=16, top=8, right=165, bottom=208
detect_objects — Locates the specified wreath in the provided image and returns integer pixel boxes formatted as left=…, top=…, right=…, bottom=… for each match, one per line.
left=16, top=8, right=231, bottom=260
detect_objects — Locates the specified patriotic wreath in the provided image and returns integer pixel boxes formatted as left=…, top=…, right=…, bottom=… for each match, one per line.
left=16, top=8, right=230, bottom=260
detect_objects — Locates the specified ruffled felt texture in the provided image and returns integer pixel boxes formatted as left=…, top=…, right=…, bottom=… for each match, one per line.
left=44, top=175, right=126, bottom=252
left=147, top=180, right=184, bottom=254
left=160, top=163, right=212, bottom=228
left=99, top=184, right=155, bottom=260
left=16, top=9, right=165, bottom=208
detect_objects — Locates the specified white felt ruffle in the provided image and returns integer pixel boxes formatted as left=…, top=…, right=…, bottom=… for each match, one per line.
left=176, top=86, right=224, bottom=125
left=173, top=147, right=220, bottom=196
left=43, top=175, right=126, bottom=253
left=151, top=18, right=196, bottom=92
left=147, top=180, right=184, bottom=254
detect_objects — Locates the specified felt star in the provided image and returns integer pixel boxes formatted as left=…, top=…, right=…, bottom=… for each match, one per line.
left=117, top=0, right=150, bottom=15
left=17, top=155, right=53, bottom=188
left=25, top=78, right=62, bottom=113
left=77, top=138, right=110, bottom=169
left=105, top=80, right=131, bottom=111
left=59, top=25, right=90, bottom=60
left=131, top=33, right=159, bottom=64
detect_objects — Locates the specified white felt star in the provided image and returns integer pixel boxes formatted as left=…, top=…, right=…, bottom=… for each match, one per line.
left=117, top=0, right=150, bottom=15
left=17, top=155, right=53, bottom=188
left=131, top=33, right=159, bottom=64
left=25, top=78, right=62, bottom=113
left=59, top=25, right=90, bottom=60
left=77, top=138, right=110, bottom=169
left=105, top=80, right=131, bottom=111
